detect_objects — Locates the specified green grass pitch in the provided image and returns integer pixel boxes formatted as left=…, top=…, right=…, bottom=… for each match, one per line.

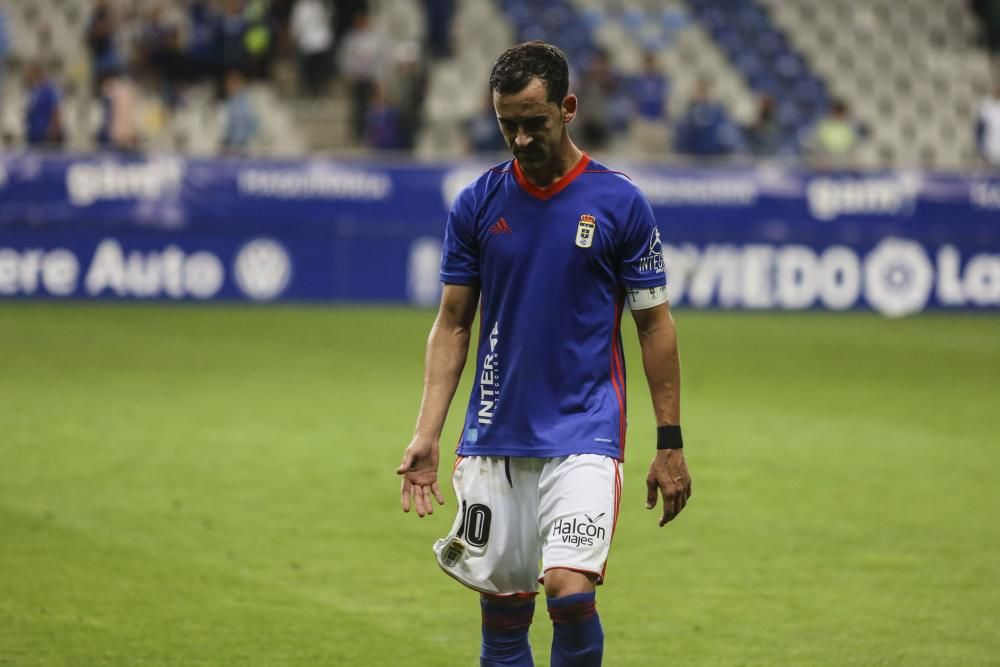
left=1, top=304, right=998, bottom=666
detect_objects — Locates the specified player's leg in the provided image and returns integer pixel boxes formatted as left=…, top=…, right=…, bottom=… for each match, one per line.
left=432, top=456, right=545, bottom=664
left=479, top=592, right=536, bottom=667
left=544, top=570, right=602, bottom=667
left=538, top=455, right=622, bottom=667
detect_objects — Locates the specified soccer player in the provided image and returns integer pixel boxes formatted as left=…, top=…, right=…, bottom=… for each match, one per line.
left=396, top=41, right=692, bottom=667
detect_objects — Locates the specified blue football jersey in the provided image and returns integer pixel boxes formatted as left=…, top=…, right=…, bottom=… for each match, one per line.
left=441, top=154, right=667, bottom=461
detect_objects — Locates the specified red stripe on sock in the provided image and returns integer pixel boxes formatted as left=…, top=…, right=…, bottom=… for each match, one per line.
left=548, top=601, right=597, bottom=625
left=482, top=609, right=535, bottom=632
left=482, top=615, right=534, bottom=631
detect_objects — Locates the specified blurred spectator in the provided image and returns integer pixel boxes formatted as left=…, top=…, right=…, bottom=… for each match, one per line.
left=576, top=50, right=631, bottom=151
left=187, top=0, right=223, bottom=84
left=971, top=0, right=1000, bottom=54
left=606, top=86, right=633, bottom=138
left=674, top=79, right=738, bottom=156
left=243, top=0, right=276, bottom=79
left=743, top=96, right=780, bottom=158
left=96, top=70, right=140, bottom=150
left=810, top=99, right=860, bottom=158
left=333, top=0, right=369, bottom=46
left=136, top=4, right=189, bottom=103
left=24, top=63, right=64, bottom=148
left=145, top=19, right=192, bottom=107
left=291, top=0, right=334, bottom=97
left=138, top=89, right=170, bottom=145
left=0, top=7, right=9, bottom=97
left=220, top=0, right=248, bottom=75
left=365, top=83, right=401, bottom=149
left=136, top=6, right=173, bottom=72
left=976, top=82, right=1000, bottom=165
left=467, top=91, right=506, bottom=154
left=628, top=51, right=670, bottom=156
left=222, top=69, right=259, bottom=153
left=86, top=0, right=121, bottom=85
left=631, top=52, right=669, bottom=122
left=268, top=0, right=296, bottom=57
left=115, top=5, right=146, bottom=70
left=424, top=0, right=455, bottom=60
left=384, top=42, right=426, bottom=149
left=339, top=10, right=386, bottom=142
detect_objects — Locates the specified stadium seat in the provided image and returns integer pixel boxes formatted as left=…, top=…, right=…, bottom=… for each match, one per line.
left=757, top=0, right=994, bottom=168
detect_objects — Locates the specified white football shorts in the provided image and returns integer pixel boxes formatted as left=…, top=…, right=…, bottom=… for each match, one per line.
left=432, top=454, right=623, bottom=597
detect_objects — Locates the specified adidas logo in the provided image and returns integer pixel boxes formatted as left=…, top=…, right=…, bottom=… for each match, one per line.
left=489, top=218, right=512, bottom=235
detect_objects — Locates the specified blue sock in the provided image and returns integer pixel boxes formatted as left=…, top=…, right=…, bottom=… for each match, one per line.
left=547, top=592, right=603, bottom=667
left=480, top=596, right=535, bottom=667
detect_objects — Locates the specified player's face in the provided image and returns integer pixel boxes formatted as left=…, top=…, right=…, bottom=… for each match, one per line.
left=493, top=78, right=570, bottom=171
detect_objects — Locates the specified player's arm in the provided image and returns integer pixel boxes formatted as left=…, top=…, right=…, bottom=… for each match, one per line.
left=630, top=300, right=692, bottom=526
left=397, top=282, right=480, bottom=517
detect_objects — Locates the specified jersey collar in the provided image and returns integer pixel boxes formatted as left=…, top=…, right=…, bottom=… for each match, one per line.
left=513, top=152, right=591, bottom=200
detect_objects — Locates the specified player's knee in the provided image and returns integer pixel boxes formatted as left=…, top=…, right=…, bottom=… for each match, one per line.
left=543, top=568, right=597, bottom=599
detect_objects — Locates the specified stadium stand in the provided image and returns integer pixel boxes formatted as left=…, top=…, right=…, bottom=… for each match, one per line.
left=415, top=0, right=512, bottom=159
left=759, top=0, right=995, bottom=169
left=569, top=0, right=758, bottom=158
left=684, top=0, right=829, bottom=158
left=0, top=0, right=306, bottom=155
left=0, top=0, right=997, bottom=170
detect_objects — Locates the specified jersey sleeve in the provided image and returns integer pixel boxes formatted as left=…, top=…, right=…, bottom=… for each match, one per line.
left=440, top=187, right=480, bottom=285
left=617, top=191, right=668, bottom=289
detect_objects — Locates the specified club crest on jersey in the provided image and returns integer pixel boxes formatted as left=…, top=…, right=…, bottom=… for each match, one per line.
left=575, top=214, right=596, bottom=248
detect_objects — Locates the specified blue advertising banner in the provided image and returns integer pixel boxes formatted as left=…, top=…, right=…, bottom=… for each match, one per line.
left=1, top=152, right=998, bottom=315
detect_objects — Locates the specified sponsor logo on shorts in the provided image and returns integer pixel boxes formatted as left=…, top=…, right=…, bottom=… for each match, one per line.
left=552, top=515, right=607, bottom=548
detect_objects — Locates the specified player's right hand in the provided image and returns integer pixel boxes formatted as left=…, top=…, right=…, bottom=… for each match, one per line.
left=645, top=448, right=692, bottom=527
left=396, top=437, right=445, bottom=518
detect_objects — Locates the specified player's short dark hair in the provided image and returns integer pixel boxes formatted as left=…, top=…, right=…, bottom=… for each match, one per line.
left=489, top=41, right=569, bottom=105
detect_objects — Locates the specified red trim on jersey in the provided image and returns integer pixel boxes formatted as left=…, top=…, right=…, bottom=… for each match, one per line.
left=609, top=292, right=627, bottom=459
left=601, top=462, right=623, bottom=581
left=513, top=153, right=591, bottom=200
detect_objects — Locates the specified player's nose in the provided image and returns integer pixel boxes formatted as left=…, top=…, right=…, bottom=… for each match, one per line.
left=514, top=129, right=533, bottom=148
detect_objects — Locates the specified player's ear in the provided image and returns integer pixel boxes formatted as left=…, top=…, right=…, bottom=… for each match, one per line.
left=561, top=94, right=578, bottom=124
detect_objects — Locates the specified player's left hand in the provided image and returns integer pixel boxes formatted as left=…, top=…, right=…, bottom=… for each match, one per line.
left=645, top=449, right=691, bottom=527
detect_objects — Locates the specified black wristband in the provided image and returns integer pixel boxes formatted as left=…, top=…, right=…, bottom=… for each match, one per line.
left=656, top=425, right=683, bottom=450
